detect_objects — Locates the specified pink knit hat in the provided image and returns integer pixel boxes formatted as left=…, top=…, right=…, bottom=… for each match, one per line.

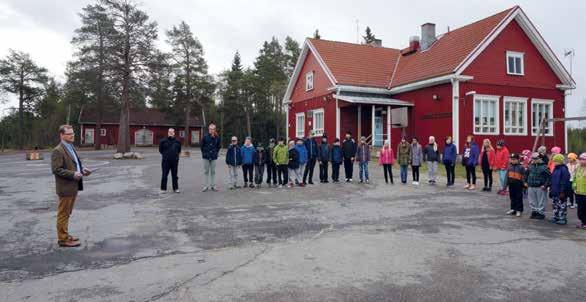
left=551, top=146, right=561, bottom=154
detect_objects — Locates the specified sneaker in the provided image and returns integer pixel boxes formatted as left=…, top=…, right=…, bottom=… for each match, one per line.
left=529, top=212, right=537, bottom=219
left=570, top=204, right=577, bottom=209
left=229, top=186, right=235, bottom=190
left=576, top=223, right=586, bottom=229
left=536, top=213, right=545, bottom=220
left=464, top=184, right=470, bottom=189
left=308, top=181, right=314, bottom=185
left=548, top=218, right=558, bottom=224
left=278, top=185, right=283, bottom=188
left=159, top=190, right=167, bottom=194
left=468, top=185, right=476, bottom=190
left=412, top=181, right=416, bottom=185
left=366, top=179, right=370, bottom=184
left=287, top=184, right=292, bottom=188
left=211, top=186, right=219, bottom=192
left=505, top=210, right=515, bottom=215
left=173, top=189, right=181, bottom=193
left=202, top=187, right=209, bottom=192
left=359, top=180, right=364, bottom=183
left=324, top=180, right=329, bottom=183
left=515, top=211, right=522, bottom=217
left=556, top=219, right=567, bottom=225
left=414, top=181, right=419, bottom=185
left=249, top=183, right=255, bottom=188
left=486, top=187, right=492, bottom=192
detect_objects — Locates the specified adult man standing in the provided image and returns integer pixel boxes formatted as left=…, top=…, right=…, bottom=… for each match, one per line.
left=51, top=125, right=91, bottom=247
left=342, top=131, right=357, bottom=182
left=302, top=136, right=318, bottom=185
left=200, top=122, right=221, bottom=192
left=159, top=128, right=181, bottom=193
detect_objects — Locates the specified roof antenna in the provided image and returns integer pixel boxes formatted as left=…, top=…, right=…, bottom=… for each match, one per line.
left=356, top=19, right=360, bottom=43
left=447, top=26, right=450, bottom=33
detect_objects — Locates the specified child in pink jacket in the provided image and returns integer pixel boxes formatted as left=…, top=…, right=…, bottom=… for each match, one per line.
left=379, top=140, right=395, bottom=184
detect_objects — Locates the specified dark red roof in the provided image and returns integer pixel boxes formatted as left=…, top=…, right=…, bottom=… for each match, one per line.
left=305, top=7, right=516, bottom=89
left=391, top=7, right=515, bottom=87
left=309, top=38, right=400, bottom=88
left=79, top=108, right=202, bottom=127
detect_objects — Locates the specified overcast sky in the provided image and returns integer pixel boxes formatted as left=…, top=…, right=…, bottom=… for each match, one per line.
left=1, top=0, right=584, bottom=121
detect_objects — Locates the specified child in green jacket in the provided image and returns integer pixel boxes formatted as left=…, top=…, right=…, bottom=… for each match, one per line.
left=273, top=137, right=289, bottom=188
left=572, top=153, right=586, bottom=229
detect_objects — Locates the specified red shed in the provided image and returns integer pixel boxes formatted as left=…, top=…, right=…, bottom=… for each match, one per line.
left=78, top=108, right=204, bottom=147
left=283, top=6, right=575, bottom=154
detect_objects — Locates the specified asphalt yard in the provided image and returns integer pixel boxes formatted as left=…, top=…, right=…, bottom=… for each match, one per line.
left=0, top=148, right=585, bottom=302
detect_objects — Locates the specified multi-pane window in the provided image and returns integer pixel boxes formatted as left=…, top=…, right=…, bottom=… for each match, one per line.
left=100, top=128, right=107, bottom=136
left=503, top=97, right=527, bottom=135
left=305, top=71, right=314, bottom=91
left=531, top=99, right=553, bottom=136
left=312, top=109, right=324, bottom=136
left=295, top=112, right=305, bottom=138
left=507, top=51, right=524, bottom=75
left=474, top=95, right=499, bottom=135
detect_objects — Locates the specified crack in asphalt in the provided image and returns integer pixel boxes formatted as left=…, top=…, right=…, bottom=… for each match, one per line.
left=144, top=245, right=270, bottom=302
left=201, top=245, right=270, bottom=287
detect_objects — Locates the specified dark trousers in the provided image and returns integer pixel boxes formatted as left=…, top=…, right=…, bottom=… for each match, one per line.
left=319, top=161, right=328, bottom=182
left=254, top=164, right=265, bottom=185
left=577, top=194, right=586, bottom=224
left=412, top=165, right=420, bottom=182
left=568, top=182, right=575, bottom=206
left=277, top=164, right=289, bottom=185
left=242, top=164, right=254, bottom=183
left=161, top=159, right=179, bottom=191
left=466, top=166, right=476, bottom=185
left=509, top=182, right=524, bottom=212
left=266, top=163, right=277, bottom=184
left=332, top=162, right=341, bottom=181
left=303, top=158, right=317, bottom=183
left=482, top=166, right=493, bottom=188
left=383, top=164, right=394, bottom=184
left=343, top=158, right=353, bottom=179
left=445, top=163, right=455, bottom=185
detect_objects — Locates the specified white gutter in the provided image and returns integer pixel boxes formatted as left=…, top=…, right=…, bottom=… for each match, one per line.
left=389, top=74, right=473, bottom=94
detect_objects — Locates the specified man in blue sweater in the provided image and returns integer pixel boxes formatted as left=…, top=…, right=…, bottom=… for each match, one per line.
left=303, top=136, right=318, bottom=185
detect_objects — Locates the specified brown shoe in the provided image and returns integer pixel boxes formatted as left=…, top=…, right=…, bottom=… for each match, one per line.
left=58, top=240, right=81, bottom=248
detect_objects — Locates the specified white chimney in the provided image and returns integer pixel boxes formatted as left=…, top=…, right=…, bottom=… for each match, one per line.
left=420, top=23, right=436, bottom=51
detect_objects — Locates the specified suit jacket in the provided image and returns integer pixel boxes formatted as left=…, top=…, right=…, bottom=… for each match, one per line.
left=51, top=142, right=84, bottom=197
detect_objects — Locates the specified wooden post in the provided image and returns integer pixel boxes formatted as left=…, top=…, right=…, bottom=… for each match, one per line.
left=387, top=105, right=391, bottom=144
left=371, top=104, right=375, bottom=145
left=357, top=105, right=362, bottom=139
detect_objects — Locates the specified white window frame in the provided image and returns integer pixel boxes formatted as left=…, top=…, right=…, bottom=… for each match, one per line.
left=503, top=96, right=527, bottom=136
left=506, top=51, right=524, bottom=76
left=100, top=128, right=107, bottom=137
left=295, top=112, right=305, bottom=138
left=311, top=108, right=324, bottom=137
left=531, top=99, right=554, bottom=136
left=473, top=94, right=500, bottom=135
left=305, top=71, right=314, bottom=91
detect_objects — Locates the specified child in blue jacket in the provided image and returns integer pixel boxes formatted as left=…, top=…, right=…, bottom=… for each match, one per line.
left=330, top=138, right=343, bottom=183
left=241, top=137, right=256, bottom=188
left=549, top=154, right=571, bottom=225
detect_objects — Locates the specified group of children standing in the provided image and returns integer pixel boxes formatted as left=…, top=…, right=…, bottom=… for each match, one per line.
left=505, top=146, right=586, bottom=229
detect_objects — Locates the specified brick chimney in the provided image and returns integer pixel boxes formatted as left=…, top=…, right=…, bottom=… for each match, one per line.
left=420, top=23, right=436, bottom=51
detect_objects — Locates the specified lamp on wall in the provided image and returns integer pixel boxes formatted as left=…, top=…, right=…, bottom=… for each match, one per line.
left=432, top=94, right=439, bottom=101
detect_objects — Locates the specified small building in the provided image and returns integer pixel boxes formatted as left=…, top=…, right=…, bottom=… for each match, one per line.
left=79, top=108, right=204, bottom=147
left=284, top=6, right=575, bottom=153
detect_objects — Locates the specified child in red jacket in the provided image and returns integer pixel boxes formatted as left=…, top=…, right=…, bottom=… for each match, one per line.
left=494, top=140, right=510, bottom=195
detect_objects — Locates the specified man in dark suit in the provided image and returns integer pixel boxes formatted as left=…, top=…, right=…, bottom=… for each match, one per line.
left=51, top=125, right=91, bottom=247
left=159, top=128, right=182, bottom=193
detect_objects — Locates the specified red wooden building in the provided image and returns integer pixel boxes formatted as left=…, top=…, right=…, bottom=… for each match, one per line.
left=284, top=6, right=575, bottom=154
left=78, top=108, right=204, bottom=147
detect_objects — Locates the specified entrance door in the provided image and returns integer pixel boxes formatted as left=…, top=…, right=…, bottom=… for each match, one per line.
left=374, top=116, right=383, bottom=147
left=84, top=128, right=95, bottom=145
left=135, top=129, right=154, bottom=146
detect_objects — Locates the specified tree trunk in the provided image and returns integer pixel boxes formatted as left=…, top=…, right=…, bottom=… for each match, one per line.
left=117, top=69, right=131, bottom=153
left=184, top=104, right=191, bottom=147
left=17, top=72, right=24, bottom=150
